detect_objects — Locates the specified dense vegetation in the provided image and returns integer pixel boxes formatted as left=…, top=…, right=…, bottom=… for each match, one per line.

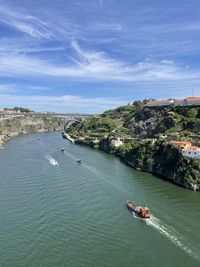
left=67, top=100, right=200, bottom=190
left=68, top=100, right=200, bottom=144
left=116, top=140, right=200, bottom=190
left=3, top=107, right=33, bottom=113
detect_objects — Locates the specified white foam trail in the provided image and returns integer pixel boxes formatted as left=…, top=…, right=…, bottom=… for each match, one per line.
left=132, top=211, right=145, bottom=220
left=64, top=151, right=131, bottom=195
left=64, top=150, right=199, bottom=261
left=46, top=155, right=59, bottom=166
left=145, top=215, right=200, bottom=261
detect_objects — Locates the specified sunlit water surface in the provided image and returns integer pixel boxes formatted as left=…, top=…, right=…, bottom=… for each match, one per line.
left=0, top=132, right=199, bottom=267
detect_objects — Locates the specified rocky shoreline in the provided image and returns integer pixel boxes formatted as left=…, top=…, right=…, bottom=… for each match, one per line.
left=64, top=102, right=200, bottom=191
left=0, top=115, right=64, bottom=149
left=0, top=129, right=59, bottom=149
left=71, top=136, right=200, bottom=191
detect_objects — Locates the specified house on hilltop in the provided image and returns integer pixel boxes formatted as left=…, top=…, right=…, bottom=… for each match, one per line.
left=145, top=97, right=200, bottom=108
left=170, top=140, right=192, bottom=149
left=171, top=140, right=200, bottom=159
left=144, top=99, right=174, bottom=107
left=182, top=146, right=200, bottom=159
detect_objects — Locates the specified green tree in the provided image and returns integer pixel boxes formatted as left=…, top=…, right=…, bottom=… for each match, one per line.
left=187, top=108, right=198, bottom=118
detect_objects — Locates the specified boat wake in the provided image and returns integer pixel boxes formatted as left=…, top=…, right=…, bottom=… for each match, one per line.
left=64, top=151, right=77, bottom=161
left=145, top=215, right=200, bottom=261
left=132, top=212, right=145, bottom=220
left=63, top=150, right=130, bottom=194
left=45, top=155, right=59, bottom=166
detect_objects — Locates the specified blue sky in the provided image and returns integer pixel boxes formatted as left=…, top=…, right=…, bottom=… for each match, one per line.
left=0, top=0, right=200, bottom=113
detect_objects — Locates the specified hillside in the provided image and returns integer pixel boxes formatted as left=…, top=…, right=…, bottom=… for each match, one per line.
left=0, top=115, right=64, bottom=147
left=70, top=101, right=200, bottom=144
left=66, top=100, right=200, bottom=190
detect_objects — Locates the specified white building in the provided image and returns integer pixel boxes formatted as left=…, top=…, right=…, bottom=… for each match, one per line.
left=182, top=146, right=200, bottom=159
left=111, top=138, right=123, bottom=147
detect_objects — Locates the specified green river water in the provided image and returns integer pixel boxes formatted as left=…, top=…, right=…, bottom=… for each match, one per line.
left=0, top=132, right=199, bottom=267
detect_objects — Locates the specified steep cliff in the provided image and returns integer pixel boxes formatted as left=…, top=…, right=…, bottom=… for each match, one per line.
left=0, top=115, right=64, bottom=147
left=117, top=141, right=200, bottom=190
left=66, top=101, right=200, bottom=190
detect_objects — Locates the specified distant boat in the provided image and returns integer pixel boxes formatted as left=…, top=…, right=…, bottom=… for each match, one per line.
left=127, top=200, right=150, bottom=218
left=61, top=148, right=65, bottom=152
left=76, top=159, right=82, bottom=164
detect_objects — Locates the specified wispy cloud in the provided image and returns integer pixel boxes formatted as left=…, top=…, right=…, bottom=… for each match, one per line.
left=0, top=94, right=127, bottom=113
left=0, top=6, right=55, bottom=39
left=0, top=40, right=199, bottom=85
left=0, top=0, right=199, bottom=112
left=0, top=83, right=50, bottom=94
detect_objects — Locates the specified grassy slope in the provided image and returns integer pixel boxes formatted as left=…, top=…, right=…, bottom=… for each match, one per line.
left=68, top=101, right=200, bottom=145
left=67, top=101, right=200, bottom=190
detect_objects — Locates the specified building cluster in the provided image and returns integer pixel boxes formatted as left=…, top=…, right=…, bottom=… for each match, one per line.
left=171, top=141, right=200, bottom=159
left=145, top=97, right=200, bottom=107
left=0, top=108, right=21, bottom=114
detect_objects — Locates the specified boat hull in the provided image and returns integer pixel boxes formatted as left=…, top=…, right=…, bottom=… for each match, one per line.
left=127, top=201, right=150, bottom=219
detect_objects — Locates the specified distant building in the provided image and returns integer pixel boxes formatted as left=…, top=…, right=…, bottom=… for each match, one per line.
left=145, top=96, right=200, bottom=108
left=111, top=138, right=123, bottom=147
left=180, top=97, right=200, bottom=106
left=171, top=140, right=192, bottom=149
left=182, top=146, right=200, bottom=159
left=171, top=140, right=200, bottom=159
left=79, top=136, right=86, bottom=141
left=145, top=99, right=174, bottom=107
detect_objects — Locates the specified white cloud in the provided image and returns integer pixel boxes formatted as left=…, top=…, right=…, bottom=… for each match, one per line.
left=0, top=1, right=200, bottom=110
left=0, top=94, right=127, bottom=113
left=0, top=6, right=56, bottom=39
left=0, top=41, right=199, bottom=84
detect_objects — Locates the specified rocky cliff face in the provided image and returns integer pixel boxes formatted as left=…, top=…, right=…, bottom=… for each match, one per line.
left=66, top=102, right=200, bottom=191
left=0, top=115, right=64, bottom=147
left=75, top=136, right=200, bottom=190
left=118, top=141, right=200, bottom=191
left=99, top=138, right=111, bottom=153
left=129, top=108, right=176, bottom=138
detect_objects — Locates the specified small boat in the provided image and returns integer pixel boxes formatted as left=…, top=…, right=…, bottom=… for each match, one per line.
left=61, top=148, right=65, bottom=152
left=76, top=159, right=82, bottom=164
left=127, top=200, right=150, bottom=218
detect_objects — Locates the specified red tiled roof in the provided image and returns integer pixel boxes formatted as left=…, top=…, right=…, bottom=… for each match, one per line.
left=79, top=136, right=86, bottom=141
left=146, top=96, right=200, bottom=106
left=186, top=97, right=200, bottom=101
left=171, top=141, right=191, bottom=145
left=190, top=146, right=200, bottom=149
left=146, top=99, right=173, bottom=105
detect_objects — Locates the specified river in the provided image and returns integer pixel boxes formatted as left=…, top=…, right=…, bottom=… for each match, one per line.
left=0, top=132, right=199, bottom=267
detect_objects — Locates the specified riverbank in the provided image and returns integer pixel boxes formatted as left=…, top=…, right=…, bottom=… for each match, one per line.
left=1, top=131, right=199, bottom=267
left=0, top=115, right=64, bottom=149
left=65, top=101, right=200, bottom=191
left=70, top=135, right=200, bottom=191
left=62, top=132, right=75, bottom=143
left=0, top=129, right=61, bottom=149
